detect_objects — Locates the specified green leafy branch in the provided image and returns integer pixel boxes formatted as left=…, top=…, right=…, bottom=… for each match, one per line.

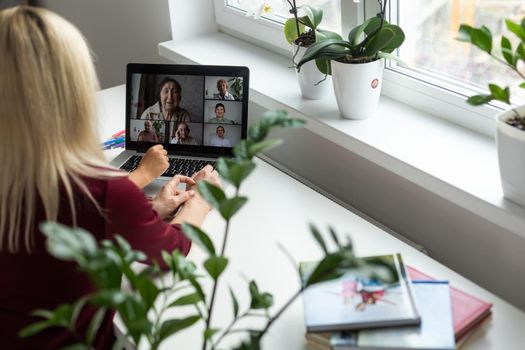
left=457, top=17, right=525, bottom=119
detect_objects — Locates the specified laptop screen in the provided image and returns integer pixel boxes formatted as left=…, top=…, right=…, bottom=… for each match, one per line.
left=125, top=63, right=249, bottom=157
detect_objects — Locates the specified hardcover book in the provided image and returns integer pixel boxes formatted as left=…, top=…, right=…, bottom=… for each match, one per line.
left=301, top=253, right=420, bottom=333
left=330, top=281, right=455, bottom=350
left=406, top=266, right=492, bottom=341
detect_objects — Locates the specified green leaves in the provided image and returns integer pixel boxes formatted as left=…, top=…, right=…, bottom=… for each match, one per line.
left=169, top=293, right=202, bottom=307
left=506, top=18, right=525, bottom=41
left=489, top=84, right=511, bottom=104
left=216, top=157, right=256, bottom=188
left=301, top=6, right=323, bottom=31
left=158, top=316, right=200, bottom=343
left=196, top=181, right=248, bottom=220
left=458, top=24, right=492, bottom=54
left=204, top=256, right=229, bottom=280
left=284, top=18, right=305, bottom=44
left=181, top=223, right=216, bottom=255
left=229, top=287, right=240, bottom=318
left=249, top=281, right=274, bottom=310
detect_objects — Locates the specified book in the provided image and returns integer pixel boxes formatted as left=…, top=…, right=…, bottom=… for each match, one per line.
left=406, top=266, right=492, bottom=340
left=301, top=253, right=420, bottom=333
left=329, top=281, right=455, bottom=350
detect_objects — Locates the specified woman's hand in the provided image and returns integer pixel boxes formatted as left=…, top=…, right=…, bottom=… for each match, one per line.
left=151, top=175, right=196, bottom=220
left=128, top=145, right=169, bottom=188
left=172, top=165, right=221, bottom=226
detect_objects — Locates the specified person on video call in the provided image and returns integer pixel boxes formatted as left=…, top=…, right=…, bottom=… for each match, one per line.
left=212, top=79, right=235, bottom=100
left=170, top=122, right=199, bottom=145
left=0, top=6, right=221, bottom=348
left=208, top=103, right=236, bottom=124
left=137, top=120, right=159, bottom=142
left=210, top=125, right=232, bottom=147
left=141, top=77, right=191, bottom=122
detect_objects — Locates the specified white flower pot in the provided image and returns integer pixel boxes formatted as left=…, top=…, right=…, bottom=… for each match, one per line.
left=294, top=45, right=331, bottom=100
left=331, top=59, right=383, bottom=120
left=496, top=105, right=525, bottom=207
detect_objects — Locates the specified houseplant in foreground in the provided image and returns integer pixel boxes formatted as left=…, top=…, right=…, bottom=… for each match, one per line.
left=20, top=111, right=393, bottom=349
left=457, top=17, right=525, bottom=206
left=297, top=0, right=405, bottom=120
left=241, top=0, right=341, bottom=99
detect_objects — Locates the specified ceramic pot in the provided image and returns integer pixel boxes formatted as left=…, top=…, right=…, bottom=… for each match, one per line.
left=496, top=105, right=525, bottom=207
left=294, top=44, right=331, bottom=100
left=331, top=59, right=383, bottom=120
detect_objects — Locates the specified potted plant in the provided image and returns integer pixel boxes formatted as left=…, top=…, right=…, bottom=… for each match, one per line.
left=457, top=17, right=525, bottom=207
left=240, top=0, right=341, bottom=99
left=297, top=0, right=405, bottom=120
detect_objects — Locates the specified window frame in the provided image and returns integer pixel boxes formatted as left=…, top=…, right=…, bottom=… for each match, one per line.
left=214, top=0, right=504, bottom=138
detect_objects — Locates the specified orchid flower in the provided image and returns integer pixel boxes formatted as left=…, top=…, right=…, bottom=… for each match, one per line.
left=239, top=0, right=285, bottom=19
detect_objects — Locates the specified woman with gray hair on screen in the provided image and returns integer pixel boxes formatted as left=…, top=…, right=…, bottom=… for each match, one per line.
left=0, top=5, right=220, bottom=348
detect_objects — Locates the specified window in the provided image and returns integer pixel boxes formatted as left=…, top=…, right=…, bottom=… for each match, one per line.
left=215, top=0, right=525, bottom=136
left=393, top=0, right=525, bottom=105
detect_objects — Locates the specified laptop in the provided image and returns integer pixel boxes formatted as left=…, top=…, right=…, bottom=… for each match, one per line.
left=110, top=63, right=250, bottom=195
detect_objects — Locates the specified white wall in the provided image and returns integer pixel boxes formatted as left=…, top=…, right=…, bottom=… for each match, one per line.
left=40, top=0, right=174, bottom=88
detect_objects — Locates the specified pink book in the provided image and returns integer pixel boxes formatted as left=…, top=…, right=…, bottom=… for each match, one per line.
left=407, top=266, right=492, bottom=340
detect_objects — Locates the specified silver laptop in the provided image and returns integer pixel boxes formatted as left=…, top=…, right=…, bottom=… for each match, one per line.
left=111, top=63, right=249, bottom=195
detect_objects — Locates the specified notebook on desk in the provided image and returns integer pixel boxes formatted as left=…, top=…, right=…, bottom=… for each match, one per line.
left=110, top=63, right=249, bottom=194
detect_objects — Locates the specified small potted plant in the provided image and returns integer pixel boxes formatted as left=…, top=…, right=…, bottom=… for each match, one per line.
left=297, top=0, right=405, bottom=120
left=240, top=0, right=340, bottom=99
left=457, top=17, right=525, bottom=207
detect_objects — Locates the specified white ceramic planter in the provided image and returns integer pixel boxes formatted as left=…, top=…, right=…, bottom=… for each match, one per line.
left=331, top=59, right=383, bottom=120
left=294, top=45, right=331, bottom=100
left=496, top=105, right=525, bottom=207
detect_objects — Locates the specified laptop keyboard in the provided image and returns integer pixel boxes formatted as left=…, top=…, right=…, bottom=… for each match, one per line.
left=120, top=155, right=216, bottom=177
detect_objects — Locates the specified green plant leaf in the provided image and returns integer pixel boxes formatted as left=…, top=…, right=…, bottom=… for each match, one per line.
left=248, top=281, right=274, bottom=309
left=216, top=158, right=256, bottom=188
left=19, top=320, right=53, bottom=338
left=315, top=29, right=342, bottom=42
left=348, top=17, right=381, bottom=46
left=381, top=24, right=405, bottom=53
left=204, top=256, right=229, bottom=280
left=516, top=43, right=525, bottom=61
left=302, top=5, right=323, bottom=30
left=40, top=222, right=97, bottom=263
left=234, top=139, right=251, bottom=159
left=248, top=139, right=283, bottom=157
left=229, top=287, right=240, bottom=318
left=89, top=289, right=127, bottom=307
left=501, top=36, right=516, bottom=67
left=328, top=226, right=341, bottom=249
left=488, top=83, right=510, bottom=104
left=362, top=26, right=395, bottom=58
left=181, top=223, right=216, bottom=255
left=520, top=82, right=525, bottom=89
left=31, top=309, right=54, bottom=319
left=471, top=26, right=493, bottom=54
left=309, top=223, right=328, bottom=254
left=315, top=57, right=331, bottom=75
left=305, top=254, right=346, bottom=287
left=158, top=315, right=200, bottom=342
left=506, top=18, right=525, bottom=41
left=219, top=196, right=248, bottom=220
left=86, top=307, right=106, bottom=344
left=169, top=292, right=202, bottom=307
left=466, top=94, right=493, bottom=106
left=457, top=24, right=474, bottom=42
left=197, top=181, right=226, bottom=209
left=297, top=39, right=351, bottom=69
left=117, top=297, right=150, bottom=344
left=204, top=327, right=220, bottom=341
left=284, top=18, right=305, bottom=44
left=135, top=275, right=161, bottom=310
left=189, top=277, right=206, bottom=301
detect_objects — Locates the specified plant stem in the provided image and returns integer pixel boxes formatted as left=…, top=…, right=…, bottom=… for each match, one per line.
left=292, top=0, right=301, bottom=41
left=202, top=187, right=239, bottom=350
left=259, top=287, right=304, bottom=337
left=490, top=54, right=525, bottom=81
left=212, top=310, right=250, bottom=348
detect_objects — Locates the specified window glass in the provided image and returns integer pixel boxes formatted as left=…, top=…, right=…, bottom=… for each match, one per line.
left=226, top=0, right=341, bottom=33
left=398, top=0, right=525, bottom=104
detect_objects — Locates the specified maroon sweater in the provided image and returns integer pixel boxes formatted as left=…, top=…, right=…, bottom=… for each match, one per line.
left=0, top=176, right=191, bottom=349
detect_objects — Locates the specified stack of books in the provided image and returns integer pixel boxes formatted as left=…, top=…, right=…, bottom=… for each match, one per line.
left=301, top=254, right=492, bottom=350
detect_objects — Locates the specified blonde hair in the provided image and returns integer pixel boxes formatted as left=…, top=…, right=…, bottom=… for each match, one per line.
left=0, top=6, right=118, bottom=253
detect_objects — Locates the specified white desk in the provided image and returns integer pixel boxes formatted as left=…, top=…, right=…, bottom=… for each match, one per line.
left=98, top=85, right=525, bottom=349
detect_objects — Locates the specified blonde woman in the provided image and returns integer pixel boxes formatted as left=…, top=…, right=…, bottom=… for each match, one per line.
left=0, top=6, right=219, bottom=348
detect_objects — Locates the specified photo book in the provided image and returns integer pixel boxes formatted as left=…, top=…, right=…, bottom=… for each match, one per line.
left=329, top=281, right=455, bottom=350
left=301, top=253, right=420, bottom=333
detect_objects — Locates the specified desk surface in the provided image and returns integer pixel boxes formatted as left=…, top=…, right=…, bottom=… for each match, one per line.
left=98, top=85, right=525, bottom=350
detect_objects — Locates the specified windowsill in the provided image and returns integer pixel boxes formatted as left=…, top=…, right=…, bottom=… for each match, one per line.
left=159, top=31, right=525, bottom=240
